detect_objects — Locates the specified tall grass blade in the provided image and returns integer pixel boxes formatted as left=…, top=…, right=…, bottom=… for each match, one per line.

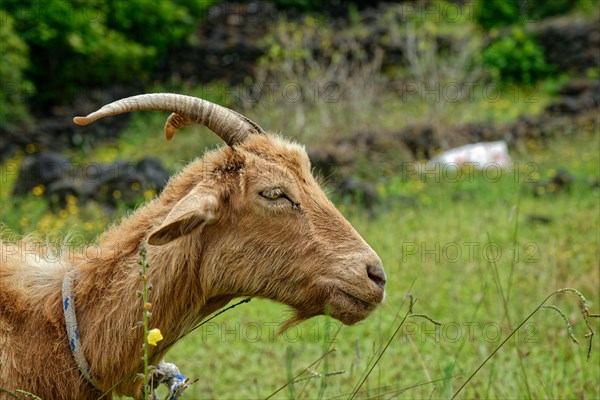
left=264, top=348, right=336, bottom=400
left=317, top=315, right=332, bottom=400
left=506, top=189, right=522, bottom=305
left=286, top=346, right=297, bottom=400
left=452, top=288, right=598, bottom=399
left=348, top=281, right=415, bottom=400
left=298, top=312, right=341, bottom=399
left=348, top=308, right=411, bottom=400
left=485, top=231, right=532, bottom=398
left=350, top=292, right=440, bottom=400
left=0, top=387, right=21, bottom=399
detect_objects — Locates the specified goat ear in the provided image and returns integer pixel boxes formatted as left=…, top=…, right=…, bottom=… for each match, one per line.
left=148, top=190, right=219, bottom=246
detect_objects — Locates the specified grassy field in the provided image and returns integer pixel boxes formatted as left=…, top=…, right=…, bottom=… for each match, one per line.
left=1, top=116, right=599, bottom=400
left=2, top=2, right=599, bottom=398
left=1, top=115, right=598, bottom=399
left=141, top=130, right=598, bottom=399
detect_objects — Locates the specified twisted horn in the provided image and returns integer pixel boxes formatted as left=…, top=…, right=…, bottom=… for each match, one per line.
left=73, top=93, right=265, bottom=145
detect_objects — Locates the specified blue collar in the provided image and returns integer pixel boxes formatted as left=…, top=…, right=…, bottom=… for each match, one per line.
left=62, top=269, right=99, bottom=389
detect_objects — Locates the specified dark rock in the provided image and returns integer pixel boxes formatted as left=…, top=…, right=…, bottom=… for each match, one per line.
left=46, top=180, right=79, bottom=210
left=136, top=157, right=171, bottom=192
left=549, top=169, right=574, bottom=190
left=530, top=16, right=600, bottom=74
left=160, top=2, right=278, bottom=86
left=82, top=161, right=140, bottom=206
left=335, top=176, right=379, bottom=209
left=545, top=79, right=600, bottom=115
left=79, top=157, right=170, bottom=207
left=12, top=152, right=72, bottom=196
left=451, top=191, right=474, bottom=202
left=527, top=214, right=553, bottom=225
left=395, top=124, right=437, bottom=159
left=308, top=146, right=353, bottom=178
left=545, top=97, right=586, bottom=115
left=0, top=85, right=136, bottom=162
left=558, top=78, right=599, bottom=96
left=11, top=151, right=171, bottom=210
left=532, top=169, right=574, bottom=196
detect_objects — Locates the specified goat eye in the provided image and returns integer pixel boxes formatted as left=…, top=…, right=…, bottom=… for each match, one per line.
left=260, top=188, right=283, bottom=200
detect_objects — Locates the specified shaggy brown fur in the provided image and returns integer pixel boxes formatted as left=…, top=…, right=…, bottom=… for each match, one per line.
left=0, top=126, right=385, bottom=399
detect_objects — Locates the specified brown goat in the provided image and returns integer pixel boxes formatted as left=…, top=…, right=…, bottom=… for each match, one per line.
left=0, top=94, right=386, bottom=399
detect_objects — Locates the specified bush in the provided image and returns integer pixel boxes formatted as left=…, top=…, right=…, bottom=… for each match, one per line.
left=475, top=0, right=579, bottom=30
left=105, top=1, right=205, bottom=59
left=0, top=10, right=34, bottom=126
left=0, top=0, right=217, bottom=107
left=483, top=28, right=552, bottom=85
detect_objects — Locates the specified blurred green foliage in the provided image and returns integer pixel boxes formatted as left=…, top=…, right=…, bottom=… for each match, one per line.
left=483, top=28, right=552, bottom=85
left=0, top=10, right=34, bottom=126
left=474, top=0, right=579, bottom=29
left=0, top=0, right=218, bottom=107
left=269, top=0, right=323, bottom=11
left=105, top=1, right=208, bottom=57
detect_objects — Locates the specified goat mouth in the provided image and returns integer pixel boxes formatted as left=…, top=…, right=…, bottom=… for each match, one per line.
left=337, top=288, right=378, bottom=309
left=326, top=287, right=381, bottom=325
left=318, top=280, right=384, bottom=325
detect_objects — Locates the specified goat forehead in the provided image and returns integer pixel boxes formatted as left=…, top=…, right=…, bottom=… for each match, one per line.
left=242, top=134, right=312, bottom=177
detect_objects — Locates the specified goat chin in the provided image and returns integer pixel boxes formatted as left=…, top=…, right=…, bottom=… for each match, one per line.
left=278, top=281, right=385, bottom=333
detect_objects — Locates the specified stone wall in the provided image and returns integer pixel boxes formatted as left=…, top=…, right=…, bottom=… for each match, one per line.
left=2, top=2, right=598, bottom=162
left=531, top=15, right=600, bottom=73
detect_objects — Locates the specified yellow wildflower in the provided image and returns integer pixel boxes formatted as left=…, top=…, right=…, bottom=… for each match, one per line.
left=32, top=185, right=45, bottom=197
left=144, top=190, right=156, bottom=201
left=66, top=194, right=77, bottom=205
left=147, top=328, right=163, bottom=346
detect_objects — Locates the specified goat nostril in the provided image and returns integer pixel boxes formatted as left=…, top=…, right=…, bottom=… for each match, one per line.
left=366, top=264, right=386, bottom=289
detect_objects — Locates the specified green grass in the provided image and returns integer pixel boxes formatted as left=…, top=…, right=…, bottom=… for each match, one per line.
left=1, top=96, right=598, bottom=399
left=2, top=1, right=598, bottom=396
left=144, top=130, right=598, bottom=399
left=1, top=119, right=598, bottom=400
